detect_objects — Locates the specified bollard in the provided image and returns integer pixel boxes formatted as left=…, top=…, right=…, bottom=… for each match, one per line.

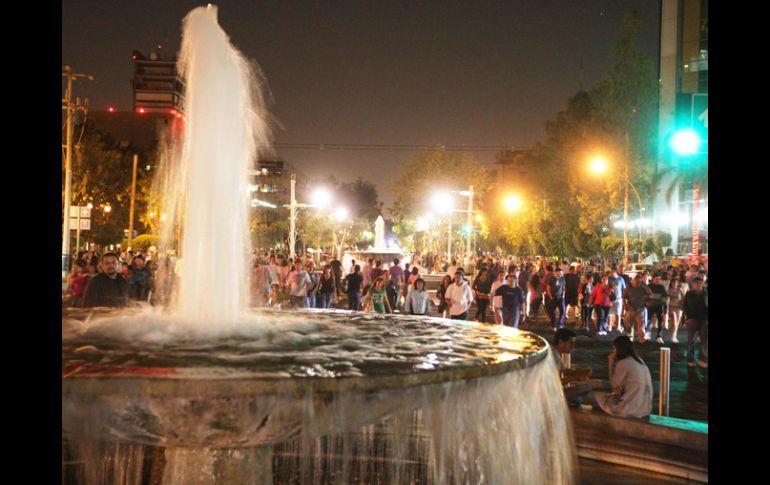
left=561, top=352, right=571, bottom=370
left=659, top=347, right=671, bottom=416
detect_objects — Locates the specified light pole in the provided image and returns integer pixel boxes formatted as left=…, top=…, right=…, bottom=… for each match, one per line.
left=590, top=156, right=645, bottom=264
left=285, top=176, right=332, bottom=260
left=61, top=66, right=94, bottom=276
left=431, top=187, right=474, bottom=263
left=127, top=154, right=138, bottom=250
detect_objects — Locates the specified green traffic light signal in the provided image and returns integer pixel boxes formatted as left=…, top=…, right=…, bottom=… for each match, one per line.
left=669, top=129, right=701, bottom=156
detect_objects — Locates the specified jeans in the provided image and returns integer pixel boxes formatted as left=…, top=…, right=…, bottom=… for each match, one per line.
left=502, top=307, right=521, bottom=328
left=626, top=307, right=648, bottom=339
left=319, top=292, right=333, bottom=309
left=594, top=306, right=610, bottom=333
left=547, top=297, right=566, bottom=328
left=649, top=305, right=665, bottom=338
left=581, top=304, right=593, bottom=327
left=290, top=295, right=307, bottom=309
left=307, top=294, right=316, bottom=309
left=686, top=318, right=708, bottom=363
left=386, top=285, right=399, bottom=311
left=348, top=291, right=361, bottom=311
left=476, top=298, right=489, bottom=322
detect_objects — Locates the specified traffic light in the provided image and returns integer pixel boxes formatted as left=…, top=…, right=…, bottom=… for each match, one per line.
left=669, top=129, right=701, bottom=156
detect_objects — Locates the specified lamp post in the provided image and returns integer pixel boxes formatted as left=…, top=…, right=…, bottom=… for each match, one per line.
left=285, top=175, right=332, bottom=260
left=590, top=156, right=645, bottom=264
left=431, top=187, right=474, bottom=263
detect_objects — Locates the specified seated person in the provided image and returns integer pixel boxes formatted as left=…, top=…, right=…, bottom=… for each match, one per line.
left=586, top=336, right=653, bottom=418
left=552, top=328, right=592, bottom=406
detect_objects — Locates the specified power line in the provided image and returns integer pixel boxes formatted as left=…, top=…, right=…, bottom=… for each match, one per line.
left=273, top=143, right=526, bottom=152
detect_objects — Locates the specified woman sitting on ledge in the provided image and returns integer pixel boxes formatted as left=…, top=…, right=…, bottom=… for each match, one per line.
left=586, top=336, right=652, bottom=419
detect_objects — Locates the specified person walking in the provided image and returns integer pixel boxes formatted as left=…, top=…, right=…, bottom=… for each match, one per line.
left=624, top=275, right=652, bottom=343
left=607, top=269, right=627, bottom=333
left=490, top=271, right=506, bottom=324
left=589, top=275, right=613, bottom=336
left=437, top=275, right=452, bottom=318
left=494, top=274, right=525, bottom=328
left=683, top=277, right=708, bottom=368
left=578, top=273, right=594, bottom=330
left=564, top=266, right=580, bottom=320
left=343, top=264, right=363, bottom=311
left=365, top=277, right=392, bottom=313
left=405, top=278, right=430, bottom=315
left=445, top=270, right=474, bottom=320
left=472, top=268, right=492, bottom=323
left=647, top=274, right=669, bottom=344
left=287, top=260, right=311, bottom=309
left=316, top=265, right=337, bottom=309
left=252, top=258, right=273, bottom=307
left=667, top=276, right=687, bottom=344
left=546, top=267, right=567, bottom=331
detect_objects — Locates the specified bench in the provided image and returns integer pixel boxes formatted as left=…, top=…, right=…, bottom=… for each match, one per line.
left=570, top=406, right=708, bottom=482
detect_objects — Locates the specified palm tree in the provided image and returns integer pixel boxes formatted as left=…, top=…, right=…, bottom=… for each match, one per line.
left=657, top=158, right=708, bottom=262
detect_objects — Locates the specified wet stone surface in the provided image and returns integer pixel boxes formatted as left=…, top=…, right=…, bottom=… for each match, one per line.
left=62, top=308, right=547, bottom=381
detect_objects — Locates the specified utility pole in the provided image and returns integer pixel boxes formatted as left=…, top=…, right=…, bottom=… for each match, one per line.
left=466, top=185, right=473, bottom=259
left=61, top=66, right=94, bottom=277
left=127, top=154, right=139, bottom=250
left=289, top=173, right=297, bottom=260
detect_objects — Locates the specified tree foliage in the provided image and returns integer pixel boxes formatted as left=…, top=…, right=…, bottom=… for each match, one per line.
left=68, top=122, right=152, bottom=246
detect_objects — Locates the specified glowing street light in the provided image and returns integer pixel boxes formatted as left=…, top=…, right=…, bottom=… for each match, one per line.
left=332, top=206, right=349, bottom=222
left=589, top=156, right=609, bottom=175
left=503, top=194, right=523, bottom=213
left=311, top=187, right=332, bottom=208
left=430, top=191, right=455, bottom=213
left=588, top=154, right=644, bottom=263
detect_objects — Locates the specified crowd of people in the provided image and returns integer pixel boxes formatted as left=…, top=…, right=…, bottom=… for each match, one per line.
left=63, top=247, right=708, bottom=422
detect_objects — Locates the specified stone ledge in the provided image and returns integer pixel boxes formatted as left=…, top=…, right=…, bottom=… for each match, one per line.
left=571, top=408, right=708, bottom=483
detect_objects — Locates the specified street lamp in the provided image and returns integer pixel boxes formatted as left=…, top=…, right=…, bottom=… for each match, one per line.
left=503, top=194, right=523, bottom=213
left=589, top=155, right=644, bottom=264
left=430, top=187, right=474, bottom=262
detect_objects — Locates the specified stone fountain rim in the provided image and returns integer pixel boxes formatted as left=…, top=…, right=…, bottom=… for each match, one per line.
left=62, top=344, right=548, bottom=397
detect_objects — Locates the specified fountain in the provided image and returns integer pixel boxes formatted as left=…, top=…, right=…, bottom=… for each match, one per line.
left=62, top=5, right=576, bottom=484
left=343, top=215, right=404, bottom=270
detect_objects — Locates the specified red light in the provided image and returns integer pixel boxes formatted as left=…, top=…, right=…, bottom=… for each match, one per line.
left=107, top=107, right=116, bottom=113
left=137, top=107, right=146, bottom=114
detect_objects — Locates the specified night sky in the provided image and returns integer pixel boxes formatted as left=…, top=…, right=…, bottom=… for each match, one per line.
left=62, top=0, right=661, bottom=208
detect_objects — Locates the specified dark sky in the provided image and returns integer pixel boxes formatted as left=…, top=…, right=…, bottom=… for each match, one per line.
left=62, top=0, right=661, bottom=208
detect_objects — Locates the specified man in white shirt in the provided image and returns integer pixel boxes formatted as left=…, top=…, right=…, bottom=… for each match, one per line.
left=445, top=270, right=474, bottom=320
left=287, top=260, right=311, bottom=308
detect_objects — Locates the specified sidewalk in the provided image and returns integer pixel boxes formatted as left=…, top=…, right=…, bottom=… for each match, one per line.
left=361, top=297, right=708, bottom=423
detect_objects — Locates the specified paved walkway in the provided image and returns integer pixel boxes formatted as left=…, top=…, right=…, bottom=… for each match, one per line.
left=337, top=296, right=708, bottom=423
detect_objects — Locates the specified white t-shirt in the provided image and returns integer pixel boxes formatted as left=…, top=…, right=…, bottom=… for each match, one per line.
left=287, top=270, right=311, bottom=297
left=445, top=281, right=474, bottom=316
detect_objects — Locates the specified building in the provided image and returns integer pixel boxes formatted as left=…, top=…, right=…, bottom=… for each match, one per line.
left=249, top=160, right=308, bottom=209
left=655, top=0, right=708, bottom=255
left=131, top=50, right=186, bottom=115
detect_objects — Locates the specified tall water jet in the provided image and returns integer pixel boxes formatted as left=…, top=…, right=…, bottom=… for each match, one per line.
left=170, top=5, right=270, bottom=327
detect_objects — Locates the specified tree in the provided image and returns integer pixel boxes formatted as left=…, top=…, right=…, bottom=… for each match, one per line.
left=390, top=147, right=492, bottom=257
left=69, top=122, right=152, bottom=246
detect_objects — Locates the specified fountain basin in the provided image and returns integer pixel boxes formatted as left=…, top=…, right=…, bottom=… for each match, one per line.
left=63, top=309, right=547, bottom=447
